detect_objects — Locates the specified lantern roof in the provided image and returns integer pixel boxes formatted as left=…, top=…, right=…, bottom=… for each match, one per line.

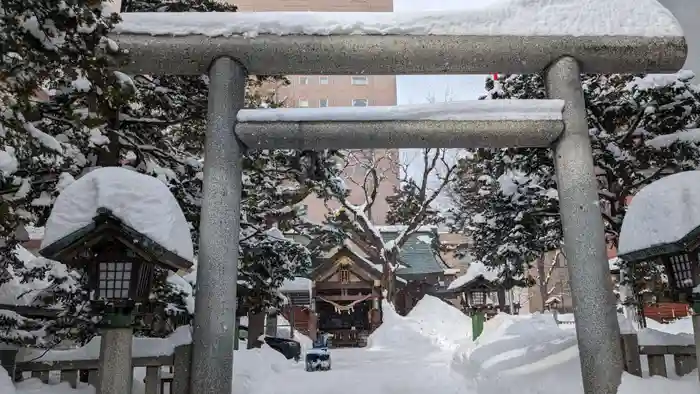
left=41, top=167, right=194, bottom=262
left=447, top=262, right=501, bottom=292
left=618, top=171, right=700, bottom=263
left=39, top=208, right=193, bottom=273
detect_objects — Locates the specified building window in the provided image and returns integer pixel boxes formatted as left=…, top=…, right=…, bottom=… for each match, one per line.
left=352, top=99, right=368, bottom=107
left=299, top=76, right=310, bottom=85
left=351, top=76, right=368, bottom=85
left=298, top=99, right=309, bottom=108
left=319, top=98, right=329, bottom=107
left=319, top=76, right=329, bottom=85
left=339, top=269, right=351, bottom=284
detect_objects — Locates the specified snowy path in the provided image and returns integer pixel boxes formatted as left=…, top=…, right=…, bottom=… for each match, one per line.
left=251, top=346, right=476, bottom=394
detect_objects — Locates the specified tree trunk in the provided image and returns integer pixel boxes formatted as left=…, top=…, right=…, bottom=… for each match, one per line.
left=536, top=253, right=548, bottom=312
left=247, top=311, right=265, bottom=349
left=382, top=260, right=397, bottom=304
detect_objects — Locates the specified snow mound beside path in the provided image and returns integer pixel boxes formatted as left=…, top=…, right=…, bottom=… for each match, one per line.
left=451, top=313, right=699, bottom=394
left=234, top=344, right=294, bottom=393
left=0, top=367, right=15, bottom=394
left=368, top=296, right=471, bottom=352
left=407, top=296, right=472, bottom=351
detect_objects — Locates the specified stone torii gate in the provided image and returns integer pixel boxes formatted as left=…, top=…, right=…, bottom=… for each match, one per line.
left=111, top=9, right=686, bottom=394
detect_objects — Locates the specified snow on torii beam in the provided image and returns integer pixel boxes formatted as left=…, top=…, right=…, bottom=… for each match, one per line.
left=235, top=100, right=565, bottom=150
left=111, top=12, right=687, bottom=76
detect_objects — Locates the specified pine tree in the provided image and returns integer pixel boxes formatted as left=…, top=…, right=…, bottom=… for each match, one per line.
left=449, top=71, right=700, bottom=310
left=0, top=0, right=343, bottom=345
left=0, top=0, right=122, bottom=346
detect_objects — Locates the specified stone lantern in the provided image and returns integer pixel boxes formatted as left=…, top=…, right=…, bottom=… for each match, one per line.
left=618, top=171, right=700, bottom=385
left=39, top=207, right=193, bottom=394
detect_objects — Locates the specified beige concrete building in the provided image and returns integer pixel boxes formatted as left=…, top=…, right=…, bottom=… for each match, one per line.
left=232, top=0, right=400, bottom=225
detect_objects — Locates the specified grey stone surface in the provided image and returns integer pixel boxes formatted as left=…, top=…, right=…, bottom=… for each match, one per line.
left=190, top=57, right=246, bottom=394
left=545, top=57, right=623, bottom=394
left=112, top=34, right=686, bottom=76
left=236, top=119, right=563, bottom=150
left=98, top=328, right=134, bottom=394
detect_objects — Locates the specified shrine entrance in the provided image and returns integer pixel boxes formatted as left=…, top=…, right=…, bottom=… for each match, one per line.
left=310, top=251, right=382, bottom=347
left=317, top=297, right=373, bottom=347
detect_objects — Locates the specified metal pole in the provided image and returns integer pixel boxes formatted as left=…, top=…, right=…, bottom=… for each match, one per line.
left=191, top=57, right=247, bottom=394
left=545, top=56, right=623, bottom=394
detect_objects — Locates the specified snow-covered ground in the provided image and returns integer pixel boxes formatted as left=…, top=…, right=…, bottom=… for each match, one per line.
left=3, top=296, right=698, bottom=394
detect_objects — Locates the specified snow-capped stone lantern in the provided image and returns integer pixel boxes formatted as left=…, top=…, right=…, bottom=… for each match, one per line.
left=618, top=171, right=700, bottom=383
left=38, top=167, right=194, bottom=394
left=40, top=207, right=193, bottom=318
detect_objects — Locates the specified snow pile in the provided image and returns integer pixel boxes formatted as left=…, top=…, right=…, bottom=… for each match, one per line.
left=367, top=301, right=434, bottom=351
left=452, top=312, right=699, bottom=394
left=404, top=296, right=472, bottom=351
left=232, top=344, right=294, bottom=393
left=448, top=261, right=499, bottom=290
left=646, top=316, right=693, bottom=334
left=638, top=327, right=694, bottom=346
left=638, top=317, right=694, bottom=347
left=368, top=296, right=470, bottom=351
left=619, top=373, right=699, bottom=394
left=115, top=0, right=682, bottom=37
left=41, top=167, right=193, bottom=261
left=0, top=366, right=15, bottom=394
left=21, top=325, right=192, bottom=363
left=619, top=171, right=700, bottom=256
left=451, top=312, right=581, bottom=394
left=238, top=100, right=564, bottom=122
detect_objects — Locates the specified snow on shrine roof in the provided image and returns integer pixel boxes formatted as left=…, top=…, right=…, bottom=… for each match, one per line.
left=280, top=277, right=312, bottom=293
left=41, top=167, right=194, bottom=262
left=237, top=101, right=564, bottom=122
left=114, top=0, right=682, bottom=38
left=619, top=171, right=700, bottom=257
left=447, top=262, right=499, bottom=291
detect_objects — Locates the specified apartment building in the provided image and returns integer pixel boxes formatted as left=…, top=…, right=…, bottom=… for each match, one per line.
left=231, top=0, right=400, bottom=224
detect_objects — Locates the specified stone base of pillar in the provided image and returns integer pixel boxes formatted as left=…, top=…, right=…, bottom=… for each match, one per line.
left=98, top=327, right=134, bottom=394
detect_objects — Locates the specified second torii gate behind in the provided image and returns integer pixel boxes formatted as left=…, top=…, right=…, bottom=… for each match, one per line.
left=110, top=6, right=686, bottom=394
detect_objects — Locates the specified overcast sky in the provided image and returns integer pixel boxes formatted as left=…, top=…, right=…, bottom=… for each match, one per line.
left=393, top=0, right=492, bottom=104
left=393, top=0, right=493, bottom=206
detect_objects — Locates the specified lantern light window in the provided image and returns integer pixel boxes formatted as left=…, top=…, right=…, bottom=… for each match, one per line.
left=98, top=262, right=133, bottom=299
left=470, top=291, right=486, bottom=306
left=668, top=253, right=694, bottom=289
